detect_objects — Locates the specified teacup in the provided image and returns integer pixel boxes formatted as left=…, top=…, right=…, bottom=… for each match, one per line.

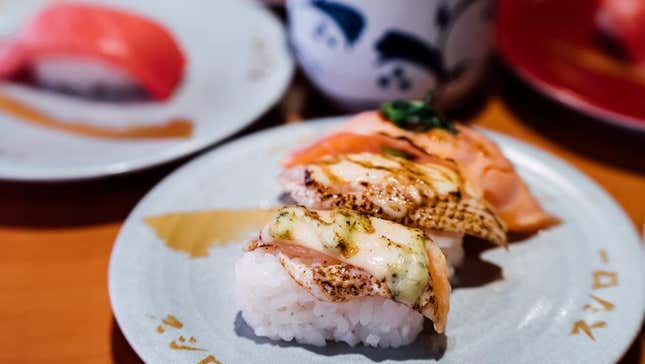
left=287, top=0, right=493, bottom=110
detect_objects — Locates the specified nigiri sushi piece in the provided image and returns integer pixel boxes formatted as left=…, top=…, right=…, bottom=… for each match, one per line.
left=235, top=206, right=451, bottom=347
left=281, top=152, right=507, bottom=270
left=0, top=3, right=185, bottom=101
left=283, top=109, right=558, bottom=233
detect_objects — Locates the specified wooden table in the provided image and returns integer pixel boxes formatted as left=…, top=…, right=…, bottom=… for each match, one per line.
left=0, top=66, right=643, bottom=363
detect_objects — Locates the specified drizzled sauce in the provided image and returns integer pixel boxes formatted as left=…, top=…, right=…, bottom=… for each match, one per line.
left=0, top=93, right=193, bottom=139
left=315, top=154, right=462, bottom=200
left=144, top=208, right=278, bottom=258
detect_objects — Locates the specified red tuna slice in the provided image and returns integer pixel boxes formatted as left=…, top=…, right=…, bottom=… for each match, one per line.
left=0, top=3, right=186, bottom=100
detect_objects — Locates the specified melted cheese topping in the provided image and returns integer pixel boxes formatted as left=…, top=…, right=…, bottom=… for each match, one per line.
left=260, top=206, right=431, bottom=306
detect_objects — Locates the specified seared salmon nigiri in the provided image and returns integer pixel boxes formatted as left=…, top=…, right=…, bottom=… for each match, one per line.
left=244, top=206, right=451, bottom=334
left=283, top=99, right=557, bottom=233
left=281, top=152, right=507, bottom=246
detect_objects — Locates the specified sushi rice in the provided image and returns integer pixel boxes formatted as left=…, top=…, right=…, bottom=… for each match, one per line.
left=235, top=250, right=425, bottom=348
left=33, top=57, right=147, bottom=100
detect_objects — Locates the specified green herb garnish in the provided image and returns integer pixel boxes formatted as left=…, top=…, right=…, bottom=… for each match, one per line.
left=382, top=147, right=413, bottom=160
left=380, top=92, right=457, bottom=134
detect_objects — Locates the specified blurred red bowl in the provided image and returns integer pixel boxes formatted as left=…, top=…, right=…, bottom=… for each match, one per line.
left=497, top=0, right=645, bottom=132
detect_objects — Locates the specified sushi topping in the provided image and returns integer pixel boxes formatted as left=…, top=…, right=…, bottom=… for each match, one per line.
left=282, top=132, right=438, bottom=168
left=280, top=153, right=508, bottom=246
left=282, top=111, right=558, bottom=233
left=380, top=92, right=457, bottom=134
left=269, top=207, right=373, bottom=258
left=383, top=236, right=431, bottom=306
left=261, top=206, right=431, bottom=306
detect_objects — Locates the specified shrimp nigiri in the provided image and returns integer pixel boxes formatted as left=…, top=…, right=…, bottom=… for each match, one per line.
left=283, top=102, right=558, bottom=233
left=0, top=3, right=186, bottom=101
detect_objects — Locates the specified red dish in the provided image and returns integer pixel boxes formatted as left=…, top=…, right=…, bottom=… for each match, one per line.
left=497, top=0, right=645, bottom=132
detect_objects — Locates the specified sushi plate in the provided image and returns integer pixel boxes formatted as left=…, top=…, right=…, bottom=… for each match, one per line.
left=0, top=0, right=293, bottom=181
left=108, top=118, right=645, bottom=364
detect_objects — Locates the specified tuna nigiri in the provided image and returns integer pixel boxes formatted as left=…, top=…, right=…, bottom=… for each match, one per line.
left=0, top=3, right=186, bottom=101
left=283, top=103, right=558, bottom=233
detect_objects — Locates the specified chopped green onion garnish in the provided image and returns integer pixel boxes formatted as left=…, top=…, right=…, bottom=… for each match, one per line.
left=380, top=92, right=457, bottom=134
left=382, top=147, right=413, bottom=160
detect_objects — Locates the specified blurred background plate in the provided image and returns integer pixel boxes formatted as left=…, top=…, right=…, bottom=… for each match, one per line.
left=0, top=0, right=293, bottom=181
left=109, top=119, right=644, bottom=364
left=497, top=0, right=645, bottom=132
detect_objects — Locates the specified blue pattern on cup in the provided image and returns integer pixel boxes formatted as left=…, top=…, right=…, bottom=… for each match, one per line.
left=287, top=0, right=493, bottom=110
left=310, top=0, right=366, bottom=48
left=375, top=30, right=447, bottom=81
left=377, top=66, right=412, bottom=92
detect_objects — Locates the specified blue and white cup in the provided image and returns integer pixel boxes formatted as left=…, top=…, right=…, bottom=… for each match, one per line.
left=287, top=0, right=494, bottom=110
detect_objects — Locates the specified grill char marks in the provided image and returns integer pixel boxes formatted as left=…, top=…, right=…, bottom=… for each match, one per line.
left=278, top=253, right=392, bottom=302
left=280, top=153, right=507, bottom=246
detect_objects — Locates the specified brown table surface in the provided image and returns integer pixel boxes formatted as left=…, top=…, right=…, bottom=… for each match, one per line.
left=0, top=66, right=643, bottom=364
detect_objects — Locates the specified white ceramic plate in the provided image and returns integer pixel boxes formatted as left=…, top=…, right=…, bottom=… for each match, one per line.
left=109, top=118, right=644, bottom=364
left=0, top=0, right=293, bottom=181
